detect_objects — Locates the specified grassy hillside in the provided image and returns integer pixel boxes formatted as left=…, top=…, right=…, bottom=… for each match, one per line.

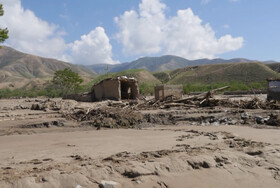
left=153, top=62, right=280, bottom=92
left=266, top=63, right=280, bottom=73
left=162, top=62, right=278, bottom=84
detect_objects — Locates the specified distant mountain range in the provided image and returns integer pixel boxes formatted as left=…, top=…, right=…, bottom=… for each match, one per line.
left=87, top=55, right=262, bottom=74
left=0, top=46, right=95, bottom=88
left=0, top=46, right=279, bottom=90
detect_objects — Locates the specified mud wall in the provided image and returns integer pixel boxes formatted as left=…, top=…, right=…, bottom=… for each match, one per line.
left=92, top=79, right=121, bottom=101
left=155, top=86, right=164, bottom=101
left=155, top=85, right=183, bottom=101
left=130, top=82, right=139, bottom=99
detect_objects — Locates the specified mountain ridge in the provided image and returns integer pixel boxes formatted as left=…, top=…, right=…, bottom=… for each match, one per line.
left=87, top=55, right=261, bottom=74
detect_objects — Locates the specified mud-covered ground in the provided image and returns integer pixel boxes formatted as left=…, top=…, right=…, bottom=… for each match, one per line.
left=0, top=95, right=279, bottom=188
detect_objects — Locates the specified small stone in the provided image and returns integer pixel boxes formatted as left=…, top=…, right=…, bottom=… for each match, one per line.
left=255, top=116, right=264, bottom=124
left=100, top=180, right=119, bottom=188
left=240, top=112, right=249, bottom=120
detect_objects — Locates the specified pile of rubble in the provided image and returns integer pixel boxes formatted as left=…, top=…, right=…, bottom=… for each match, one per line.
left=63, top=107, right=144, bottom=129
left=138, top=86, right=280, bottom=111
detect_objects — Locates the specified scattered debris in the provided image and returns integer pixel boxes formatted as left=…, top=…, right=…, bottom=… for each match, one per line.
left=266, top=114, right=280, bottom=126
left=64, top=107, right=144, bottom=128
left=31, top=103, right=45, bottom=111
left=20, top=120, right=65, bottom=128
left=2, top=85, right=280, bottom=135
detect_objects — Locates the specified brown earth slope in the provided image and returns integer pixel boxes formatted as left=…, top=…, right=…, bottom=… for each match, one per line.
left=0, top=46, right=95, bottom=88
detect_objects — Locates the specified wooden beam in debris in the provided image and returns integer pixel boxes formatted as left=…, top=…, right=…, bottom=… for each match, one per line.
left=163, top=103, right=196, bottom=108
left=173, top=86, right=230, bottom=103
left=208, top=86, right=230, bottom=94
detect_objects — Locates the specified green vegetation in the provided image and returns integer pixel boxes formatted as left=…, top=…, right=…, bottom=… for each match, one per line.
left=52, top=68, right=83, bottom=96
left=0, top=80, right=92, bottom=99
left=153, top=71, right=171, bottom=83
left=0, top=80, right=267, bottom=99
left=183, top=81, right=267, bottom=93
left=0, top=4, right=8, bottom=46
left=153, top=62, right=279, bottom=85
left=139, top=82, right=156, bottom=95
left=266, top=63, right=280, bottom=73
left=0, top=87, right=62, bottom=99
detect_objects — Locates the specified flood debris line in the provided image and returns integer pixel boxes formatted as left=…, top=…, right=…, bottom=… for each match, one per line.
left=137, top=86, right=280, bottom=112
left=20, top=120, right=65, bottom=128
left=136, top=86, right=231, bottom=109
left=173, top=86, right=230, bottom=106
left=63, top=107, right=144, bottom=128
left=1, top=85, right=280, bottom=132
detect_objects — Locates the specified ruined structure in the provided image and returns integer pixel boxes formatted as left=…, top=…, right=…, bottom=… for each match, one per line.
left=91, top=76, right=139, bottom=101
left=267, top=78, right=280, bottom=101
left=155, top=85, right=183, bottom=101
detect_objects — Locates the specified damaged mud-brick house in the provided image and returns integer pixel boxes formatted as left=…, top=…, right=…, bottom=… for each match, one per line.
left=155, top=85, right=183, bottom=101
left=267, top=78, right=280, bottom=101
left=91, top=76, right=139, bottom=101
left=65, top=76, right=139, bottom=102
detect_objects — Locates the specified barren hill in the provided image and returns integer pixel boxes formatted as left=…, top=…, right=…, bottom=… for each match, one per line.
left=0, top=46, right=95, bottom=88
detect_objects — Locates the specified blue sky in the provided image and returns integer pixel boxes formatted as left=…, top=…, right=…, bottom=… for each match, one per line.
left=0, top=0, right=279, bottom=65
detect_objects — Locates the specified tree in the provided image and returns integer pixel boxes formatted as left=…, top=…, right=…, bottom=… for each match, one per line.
left=0, top=4, right=8, bottom=46
left=52, top=68, right=83, bottom=96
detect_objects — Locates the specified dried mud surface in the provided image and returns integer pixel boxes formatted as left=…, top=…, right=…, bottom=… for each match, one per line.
left=0, top=95, right=279, bottom=188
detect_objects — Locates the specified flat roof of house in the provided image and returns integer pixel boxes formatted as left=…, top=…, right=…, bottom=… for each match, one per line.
left=93, top=76, right=137, bottom=87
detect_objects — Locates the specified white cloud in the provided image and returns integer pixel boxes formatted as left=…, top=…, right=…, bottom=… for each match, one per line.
left=115, top=0, right=243, bottom=60
left=68, top=27, right=119, bottom=65
left=0, top=0, right=117, bottom=65
left=115, top=0, right=166, bottom=55
left=0, top=0, right=67, bottom=59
